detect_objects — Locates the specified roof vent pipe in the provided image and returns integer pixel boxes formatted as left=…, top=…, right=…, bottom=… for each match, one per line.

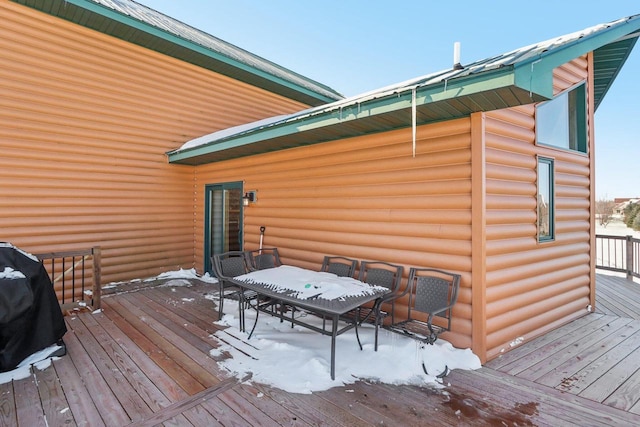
left=453, top=42, right=463, bottom=70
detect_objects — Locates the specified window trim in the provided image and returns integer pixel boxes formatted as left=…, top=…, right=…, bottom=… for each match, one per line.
left=535, top=82, right=587, bottom=154
left=537, top=156, right=555, bottom=242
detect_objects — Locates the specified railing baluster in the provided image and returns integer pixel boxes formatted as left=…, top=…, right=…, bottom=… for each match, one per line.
left=596, top=234, right=640, bottom=281
left=34, top=247, right=101, bottom=312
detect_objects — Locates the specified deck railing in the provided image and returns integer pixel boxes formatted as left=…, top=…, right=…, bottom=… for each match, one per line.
left=34, top=246, right=102, bottom=312
left=595, top=234, right=640, bottom=281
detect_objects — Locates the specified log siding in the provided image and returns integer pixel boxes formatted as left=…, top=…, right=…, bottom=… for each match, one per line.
left=0, top=1, right=308, bottom=283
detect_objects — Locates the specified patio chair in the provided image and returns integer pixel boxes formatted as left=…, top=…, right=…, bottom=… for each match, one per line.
left=248, top=247, right=282, bottom=270
left=210, top=251, right=254, bottom=330
left=347, top=260, right=403, bottom=350
left=383, top=267, right=460, bottom=346
left=358, top=260, right=404, bottom=323
left=320, top=256, right=358, bottom=277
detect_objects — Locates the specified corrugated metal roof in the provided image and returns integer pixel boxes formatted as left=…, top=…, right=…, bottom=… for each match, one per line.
left=12, top=0, right=343, bottom=106
left=168, top=15, right=640, bottom=166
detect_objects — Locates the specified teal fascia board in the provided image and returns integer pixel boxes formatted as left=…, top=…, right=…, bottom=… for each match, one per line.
left=58, top=0, right=338, bottom=104
left=513, top=17, right=640, bottom=99
left=167, top=67, right=525, bottom=164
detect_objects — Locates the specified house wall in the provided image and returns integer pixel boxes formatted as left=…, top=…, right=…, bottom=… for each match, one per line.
left=0, top=1, right=309, bottom=284
left=193, top=57, right=594, bottom=361
left=194, top=119, right=475, bottom=349
left=482, top=56, right=593, bottom=360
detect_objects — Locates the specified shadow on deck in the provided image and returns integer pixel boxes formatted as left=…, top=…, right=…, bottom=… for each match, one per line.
left=1, top=273, right=640, bottom=426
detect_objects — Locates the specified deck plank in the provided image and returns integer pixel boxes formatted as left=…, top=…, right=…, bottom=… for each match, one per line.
left=313, top=382, right=401, bottom=426
left=67, top=312, right=154, bottom=423
left=602, top=361, right=640, bottom=411
left=234, top=383, right=313, bottom=426
left=141, top=287, right=223, bottom=336
left=126, top=291, right=221, bottom=357
left=490, top=314, right=619, bottom=375
left=84, top=310, right=190, bottom=403
left=114, top=292, right=224, bottom=381
left=101, top=298, right=207, bottom=395
left=451, top=368, right=640, bottom=426
left=73, top=313, right=195, bottom=427
left=0, top=381, right=17, bottom=427
left=33, top=363, right=76, bottom=426
left=577, top=329, right=640, bottom=401
left=6, top=273, right=640, bottom=425
left=52, top=353, right=105, bottom=427
left=63, top=317, right=132, bottom=426
left=513, top=316, right=633, bottom=381
left=485, top=313, right=606, bottom=371
left=102, top=296, right=219, bottom=389
left=12, top=375, right=47, bottom=427
left=536, top=319, right=640, bottom=388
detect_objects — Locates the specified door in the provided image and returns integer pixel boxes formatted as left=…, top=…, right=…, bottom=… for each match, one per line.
left=204, top=182, right=244, bottom=272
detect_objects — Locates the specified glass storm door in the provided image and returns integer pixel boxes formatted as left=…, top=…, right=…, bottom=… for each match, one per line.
left=204, top=182, right=243, bottom=272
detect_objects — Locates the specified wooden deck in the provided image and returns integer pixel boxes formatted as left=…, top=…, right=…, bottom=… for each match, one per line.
left=2, top=274, right=640, bottom=426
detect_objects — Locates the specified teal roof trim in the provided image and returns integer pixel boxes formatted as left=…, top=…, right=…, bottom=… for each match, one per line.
left=167, top=67, right=538, bottom=165
left=168, top=14, right=640, bottom=165
left=12, top=0, right=343, bottom=106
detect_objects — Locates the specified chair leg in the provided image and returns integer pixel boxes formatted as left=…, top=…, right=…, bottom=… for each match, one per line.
left=354, top=308, right=363, bottom=351
left=218, top=286, right=224, bottom=320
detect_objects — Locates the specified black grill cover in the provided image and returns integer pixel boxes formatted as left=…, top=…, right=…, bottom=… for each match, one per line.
left=0, top=243, right=67, bottom=372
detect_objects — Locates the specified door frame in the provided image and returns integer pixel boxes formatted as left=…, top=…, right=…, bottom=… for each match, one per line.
left=203, top=181, right=244, bottom=273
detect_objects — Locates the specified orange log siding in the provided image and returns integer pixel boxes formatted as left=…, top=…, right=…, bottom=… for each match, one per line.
left=1, top=1, right=599, bottom=363
left=0, top=1, right=309, bottom=284
left=482, top=56, right=593, bottom=361
left=194, top=120, right=475, bottom=349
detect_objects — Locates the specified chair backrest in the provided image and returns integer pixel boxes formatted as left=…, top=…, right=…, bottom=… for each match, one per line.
left=358, top=261, right=403, bottom=292
left=248, top=247, right=282, bottom=270
left=211, top=251, right=252, bottom=280
left=321, top=256, right=358, bottom=277
left=406, top=267, right=461, bottom=329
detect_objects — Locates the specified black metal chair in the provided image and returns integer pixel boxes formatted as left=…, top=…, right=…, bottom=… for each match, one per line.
left=342, top=260, right=403, bottom=350
left=320, top=256, right=358, bottom=277
left=383, top=267, right=460, bottom=346
left=247, top=247, right=282, bottom=270
left=210, top=251, right=253, bottom=330
left=358, top=261, right=404, bottom=324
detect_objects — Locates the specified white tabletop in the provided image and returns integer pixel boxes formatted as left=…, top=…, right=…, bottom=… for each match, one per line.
left=235, top=265, right=387, bottom=301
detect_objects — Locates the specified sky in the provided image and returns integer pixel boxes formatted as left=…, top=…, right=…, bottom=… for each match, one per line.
left=141, top=0, right=638, bottom=199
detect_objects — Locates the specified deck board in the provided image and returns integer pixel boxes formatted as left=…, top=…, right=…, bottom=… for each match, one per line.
left=0, top=381, right=17, bottom=427
left=12, top=374, right=47, bottom=427
left=33, top=363, right=76, bottom=426
left=63, top=316, right=131, bottom=426
left=52, top=354, right=105, bottom=427
left=5, top=273, right=640, bottom=425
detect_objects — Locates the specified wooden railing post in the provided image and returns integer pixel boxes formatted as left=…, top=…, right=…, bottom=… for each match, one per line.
left=626, top=235, right=633, bottom=281
left=92, top=246, right=102, bottom=310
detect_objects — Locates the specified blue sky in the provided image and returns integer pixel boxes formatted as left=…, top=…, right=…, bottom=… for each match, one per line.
left=141, top=1, right=639, bottom=199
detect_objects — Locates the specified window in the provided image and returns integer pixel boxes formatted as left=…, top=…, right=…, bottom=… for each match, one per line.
left=536, top=83, right=587, bottom=153
left=538, top=157, right=554, bottom=241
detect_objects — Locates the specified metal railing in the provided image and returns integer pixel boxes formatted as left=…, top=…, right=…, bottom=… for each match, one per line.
left=34, top=246, right=102, bottom=312
left=595, top=234, right=640, bottom=281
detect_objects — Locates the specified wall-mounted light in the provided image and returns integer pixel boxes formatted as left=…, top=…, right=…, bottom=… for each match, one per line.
left=243, top=190, right=257, bottom=206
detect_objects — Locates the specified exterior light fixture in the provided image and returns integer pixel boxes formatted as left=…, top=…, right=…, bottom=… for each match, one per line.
left=243, top=190, right=257, bottom=206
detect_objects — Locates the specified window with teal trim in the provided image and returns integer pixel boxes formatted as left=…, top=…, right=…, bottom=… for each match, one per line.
left=536, top=83, right=587, bottom=153
left=538, top=157, right=554, bottom=242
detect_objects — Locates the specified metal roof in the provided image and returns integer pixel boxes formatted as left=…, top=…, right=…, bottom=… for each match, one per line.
left=12, top=0, right=343, bottom=106
left=168, top=15, right=640, bottom=166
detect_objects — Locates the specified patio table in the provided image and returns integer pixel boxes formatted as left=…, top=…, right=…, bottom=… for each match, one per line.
left=231, top=265, right=390, bottom=380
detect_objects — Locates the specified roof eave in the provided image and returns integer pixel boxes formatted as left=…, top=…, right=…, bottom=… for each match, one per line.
left=13, top=0, right=342, bottom=106
left=167, top=67, right=548, bottom=165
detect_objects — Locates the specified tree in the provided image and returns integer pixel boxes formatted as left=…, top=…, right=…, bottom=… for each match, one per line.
left=624, top=202, right=640, bottom=229
left=595, top=198, right=616, bottom=227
